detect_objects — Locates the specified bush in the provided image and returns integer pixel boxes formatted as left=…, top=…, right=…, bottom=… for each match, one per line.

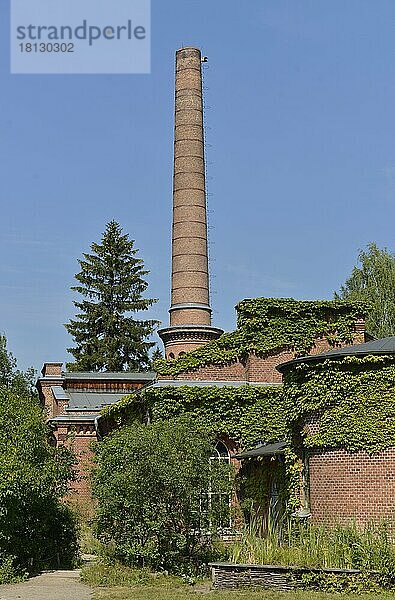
left=0, top=386, right=79, bottom=575
left=92, top=417, right=232, bottom=573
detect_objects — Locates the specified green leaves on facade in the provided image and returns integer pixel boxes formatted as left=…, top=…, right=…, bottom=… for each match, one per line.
left=284, top=354, right=395, bottom=454
left=155, top=298, right=367, bottom=376
left=104, top=384, right=286, bottom=451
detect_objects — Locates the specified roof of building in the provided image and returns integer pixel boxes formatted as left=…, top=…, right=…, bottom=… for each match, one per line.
left=278, top=336, right=395, bottom=372
left=66, top=392, right=128, bottom=411
left=234, top=441, right=288, bottom=459
left=153, top=380, right=281, bottom=389
left=50, top=386, right=130, bottom=411
left=51, top=385, right=69, bottom=401
left=49, top=415, right=98, bottom=423
left=64, top=371, right=156, bottom=381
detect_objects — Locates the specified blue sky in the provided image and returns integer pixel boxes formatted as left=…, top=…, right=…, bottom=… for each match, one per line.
left=1, top=0, right=395, bottom=371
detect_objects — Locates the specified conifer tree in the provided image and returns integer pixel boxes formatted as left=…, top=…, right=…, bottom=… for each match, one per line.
left=66, top=221, right=158, bottom=372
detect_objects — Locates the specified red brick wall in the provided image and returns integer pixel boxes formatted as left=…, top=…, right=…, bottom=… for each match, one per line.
left=166, top=334, right=364, bottom=384
left=168, top=361, right=246, bottom=381
left=246, top=351, right=294, bottom=383
left=65, top=381, right=147, bottom=392
left=58, top=430, right=96, bottom=501
left=308, top=448, right=395, bottom=525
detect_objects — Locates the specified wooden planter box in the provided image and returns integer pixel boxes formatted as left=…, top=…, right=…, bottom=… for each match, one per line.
left=208, top=562, right=364, bottom=591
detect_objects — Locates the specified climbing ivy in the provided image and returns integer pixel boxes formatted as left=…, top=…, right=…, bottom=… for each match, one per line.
left=104, top=384, right=286, bottom=451
left=283, top=354, right=395, bottom=454
left=103, top=297, right=384, bottom=517
left=155, top=298, right=368, bottom=376
left=103, top=383, right=298, bottom=517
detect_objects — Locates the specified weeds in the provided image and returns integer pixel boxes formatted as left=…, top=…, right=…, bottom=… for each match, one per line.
left=229, top=517, right=395, bottom=578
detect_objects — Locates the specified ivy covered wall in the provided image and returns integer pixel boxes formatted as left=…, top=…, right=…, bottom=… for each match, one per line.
left=105, top=384, right=285, bottom=451
left=155, top=298, right=367, bottom=377
left=103, top=297, right=386, bottom=521
left=283, top=354, right=395, bottom=454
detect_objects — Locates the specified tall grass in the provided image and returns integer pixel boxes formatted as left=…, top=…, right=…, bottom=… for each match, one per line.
left=228, top=516, right=395, bottom=574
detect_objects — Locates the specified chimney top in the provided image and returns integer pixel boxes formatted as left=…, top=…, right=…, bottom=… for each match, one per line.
left=41, top=362, right=63, bottom=377
left=176, top=46, right=200, bottom=52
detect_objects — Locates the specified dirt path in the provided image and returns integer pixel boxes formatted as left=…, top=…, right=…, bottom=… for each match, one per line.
left=0, top=569, right=91, bottom=600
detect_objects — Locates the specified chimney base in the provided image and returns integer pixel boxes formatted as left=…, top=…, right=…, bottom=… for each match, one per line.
left=158, top=324, right=223, bottom=359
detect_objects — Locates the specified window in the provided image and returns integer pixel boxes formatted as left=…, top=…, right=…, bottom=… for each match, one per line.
left=208, top=441, right=232, bottom=530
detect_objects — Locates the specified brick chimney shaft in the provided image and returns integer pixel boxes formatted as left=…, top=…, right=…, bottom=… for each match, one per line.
left=170, top=47, right=211, bottom=327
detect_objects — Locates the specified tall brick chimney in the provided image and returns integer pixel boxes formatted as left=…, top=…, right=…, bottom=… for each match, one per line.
left=158, top=47, right=223, bottom=358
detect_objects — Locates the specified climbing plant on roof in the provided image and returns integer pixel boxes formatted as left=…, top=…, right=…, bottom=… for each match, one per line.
left=155, top=298, right=368, bottom=377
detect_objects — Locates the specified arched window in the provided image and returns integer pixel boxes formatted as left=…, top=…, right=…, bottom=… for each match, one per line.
left=168, top=352, right=175, bottom=359
left=211, top=440, right=230, bottom=463
left=207, top=441, right=231, bottom=531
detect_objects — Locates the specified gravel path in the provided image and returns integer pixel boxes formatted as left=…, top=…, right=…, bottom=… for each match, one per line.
left=0, top=569, right=91, bottom=600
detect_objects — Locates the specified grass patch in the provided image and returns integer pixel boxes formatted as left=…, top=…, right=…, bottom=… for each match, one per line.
left=92, top=588, right=395, bottom=600
left=84, top=561, right=395, bottom=599
left=81, top=559, right=185, bottom=588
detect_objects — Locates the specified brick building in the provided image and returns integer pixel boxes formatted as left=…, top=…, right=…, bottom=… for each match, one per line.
left=278, top=336, right=395, bottom=525
left=38, top=47, right=394, bottom=527
left=37, top=364, right=154, bottom=498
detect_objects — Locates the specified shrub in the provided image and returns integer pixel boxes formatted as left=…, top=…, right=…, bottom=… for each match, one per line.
left=0, top=386, right=79, bottom=574
left=92, top=417, right=233, bottom=573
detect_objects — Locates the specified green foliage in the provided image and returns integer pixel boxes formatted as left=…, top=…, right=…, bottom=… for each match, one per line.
left=0, top=335, right=78, bottom=577
left=0, top=385, right=79, bottom=574
left=105, top=384, right=285, bottom=451
left=104, top=385, right=302, bottom=521
left=0, top=334, right=36, bottom=397
left=103, top=297, right=375, bottom=523
left=229, top=519, right=395, bottom=589
left=155, top=298, right=367, bottom=377
left=66, top=220, right=159, bottom=372
left=299, top=571, right=383, bottom=593
left=0, top=555, right=26, bottom=584
left=336, top=242, right=395, bottom=338
left=81, top=559, right=184, bottom=588
left=92, top=417, right=232, bottom=573
left=284, top=354, right=395, bottom=453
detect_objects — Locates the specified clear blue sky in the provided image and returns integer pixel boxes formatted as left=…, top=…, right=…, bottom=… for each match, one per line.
left=1, top=0, right=395, bottom=372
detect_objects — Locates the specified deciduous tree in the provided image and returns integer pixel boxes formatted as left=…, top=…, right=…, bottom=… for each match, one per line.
left=336, top=243, right=395, bottom=338
left=0, top=336, right=77, bottom=580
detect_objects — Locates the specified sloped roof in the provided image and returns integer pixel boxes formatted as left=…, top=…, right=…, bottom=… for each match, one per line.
left=234, top=441, right=288, bottom=459
left=66, top=392, right=128, bottom=411
left=278, top=336, right=395, bottom=372
left=153, top=380, right=281, bottom=389
left=50, top=386, right=130, bottom=411
left=64, top=371, right=155, bottom=381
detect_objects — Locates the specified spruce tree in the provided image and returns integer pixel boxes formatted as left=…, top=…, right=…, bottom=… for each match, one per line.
left=66, top=221, right=158, bottom=372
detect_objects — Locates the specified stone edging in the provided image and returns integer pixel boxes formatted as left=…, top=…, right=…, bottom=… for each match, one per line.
left=208, top=562, right=365, bottom=591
